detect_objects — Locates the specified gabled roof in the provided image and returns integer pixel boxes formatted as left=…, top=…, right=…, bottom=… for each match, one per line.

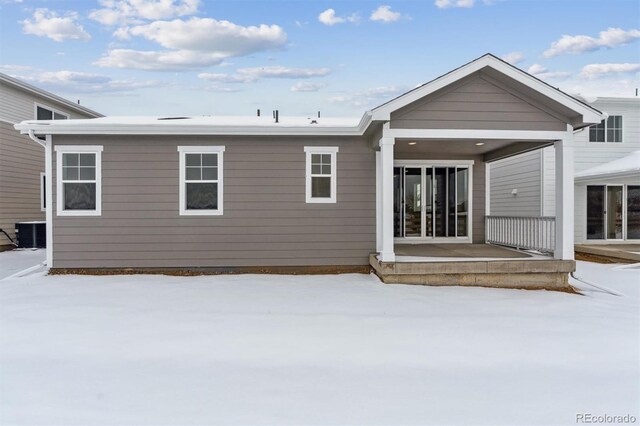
left=370, top=53, right=603, bottom=129
left=575, top=151, right=640, bottom=181
left=0, top=72, right=103, bottom=118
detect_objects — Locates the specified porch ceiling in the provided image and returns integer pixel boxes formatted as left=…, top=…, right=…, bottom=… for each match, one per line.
left=394, top=138, right=552, bottom=161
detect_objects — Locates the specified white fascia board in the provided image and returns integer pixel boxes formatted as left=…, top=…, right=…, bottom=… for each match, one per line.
left=385, top=128, right=568, bottom=140
left=370, top=55, right=603, bottom=124
left=14, top=123, right=369, bottom=137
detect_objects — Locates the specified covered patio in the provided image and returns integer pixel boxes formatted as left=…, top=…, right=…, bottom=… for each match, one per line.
left=368, top=55, right=603, bottom=289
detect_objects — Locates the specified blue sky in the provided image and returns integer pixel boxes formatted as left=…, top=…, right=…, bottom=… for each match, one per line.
left=0, top=0, right=639, bottom=117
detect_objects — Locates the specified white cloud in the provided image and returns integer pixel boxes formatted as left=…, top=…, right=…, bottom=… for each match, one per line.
left=500, top=51, right=524, bottom=65
left=435, top=0, right=475, bottom=9
left=370, top=5, right=402, bottom=23
left=330, top=85, right=408, bottom=107
left=290, top=82, right=327, bottom=92
left=89, top=0, right=200, bottom=26
left=543, top=27, right=640, bottom=58
left=9, top=69, right=158, bottom=93
left=580, top=63, right=640, bottom=80
left=96, top=17, right=287, bottom=71
left=560, top=77, right=640, bottom=99
left=125, top=17, right=286, bottom=54
left=95, top=49, right=228, bottom=70
left=197, top=73, right=256, bottom=83
left=318, top=8, right=359, bottom=26
left=21, top=8, right=91, bottom=42
left=238, top=66, right=331, bottom=79
left=197, top=66, right=331, bottom=85
left=527, top=64, right=571, bottom=81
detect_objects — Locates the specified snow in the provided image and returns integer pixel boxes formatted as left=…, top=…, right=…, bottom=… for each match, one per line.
left=575, top=150, right=640, bottom=180
left=0, top=248, right=45, bottom=280
left=0, top=258, right=638, bottom=425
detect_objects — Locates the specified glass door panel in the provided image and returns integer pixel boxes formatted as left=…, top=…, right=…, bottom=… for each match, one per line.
left=456, top=168, right=469, bottom=237
left=587, top=186, right=605, bottom=240
left=393, top=167, right=403, bottom=237
left=434, top=168, right=447, bottom=237
left=447, top=168, right=456, bottom=237
left=607, top=186, right=623, bottom=239
left=425, top=168, right=433, bottom=237
left=627, top=186, right=640, bottom=239
left=404, top=168, right=422, bottom=237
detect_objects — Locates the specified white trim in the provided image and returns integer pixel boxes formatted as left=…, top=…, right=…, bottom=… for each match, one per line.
left=304, top=146, right=339, bottom=204
left=394, top=159, right=475, bottom=167
left=54, top=145, right=103, bottom=217
left=40, top=172, right=46, bottom=212
left=379, top=133, right=396, bottom=262
left=554, top=125, right=574, bottom=260
left=385, top=128, right=568, bottom=141
left=34, top=102, right=70, bottom=120
left=177, top=146, right=225, bottom=216
left=375, top=151, right=382, bottom=253
left=485, top=162, right=491, bottom=218
left=588, top=114, right=623, bottom=143
left=45, top=137, right=53, bottom=268
left=371, top=54, right=602, bottom=125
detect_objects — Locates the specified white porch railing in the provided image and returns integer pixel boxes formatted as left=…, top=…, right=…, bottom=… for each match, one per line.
left=486, top=216, right=555, bottom=253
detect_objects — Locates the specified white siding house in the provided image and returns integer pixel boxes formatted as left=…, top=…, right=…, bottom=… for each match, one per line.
left=489, top=96, right=640, bottom=244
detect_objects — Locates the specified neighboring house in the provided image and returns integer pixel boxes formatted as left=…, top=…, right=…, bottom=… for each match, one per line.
left=489, top=97, right=640, bottom=243
left=0, top=73, right=102, bottom=249
left=15, top=55, right=603, bottom=289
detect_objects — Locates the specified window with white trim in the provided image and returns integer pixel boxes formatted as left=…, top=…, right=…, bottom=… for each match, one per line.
left=305, top=146, right=338, bottom=203
left=55, top=146, right=103, bottom=216
left=35, top=104, right=69, bottom=120
left=178, top=146, right=225, bottom=215
left=589, top=115, right=622, bottom=142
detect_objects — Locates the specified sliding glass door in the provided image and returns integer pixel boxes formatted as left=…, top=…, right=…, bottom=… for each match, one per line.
left=587, top=184, right=639, bottom=241
left=394, top=164, right=471, bottom=240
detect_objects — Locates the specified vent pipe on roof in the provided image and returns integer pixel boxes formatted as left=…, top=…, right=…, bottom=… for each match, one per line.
left=77, top=99, right=80, bottom=104
left=257, top=109, right=260, bottom=117
left=318, top=111, right=320, bottom=118
left=274, top=110, right=279, bottom=123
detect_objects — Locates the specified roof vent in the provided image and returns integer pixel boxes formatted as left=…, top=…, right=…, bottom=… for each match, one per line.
left=157, top=117, right=190, bottom=120
left=310, top=120, right=318, bottom=124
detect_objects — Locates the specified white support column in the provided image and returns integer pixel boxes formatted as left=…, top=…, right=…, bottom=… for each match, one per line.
left=554, top=125, right=574, bottom=260
left=375, top=150, right=382, bottom=253
left=379, top=134, right=395, bottom=262
left=45, top=135, right=53, bottom=268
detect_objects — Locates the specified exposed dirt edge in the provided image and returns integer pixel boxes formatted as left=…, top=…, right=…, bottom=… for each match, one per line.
left=49, top=265, right=373, bottom=276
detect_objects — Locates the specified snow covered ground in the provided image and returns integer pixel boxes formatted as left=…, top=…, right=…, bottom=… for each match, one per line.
left=0, top=254, right=638, bottom=425
left=0, top=248, right=45, bottom=280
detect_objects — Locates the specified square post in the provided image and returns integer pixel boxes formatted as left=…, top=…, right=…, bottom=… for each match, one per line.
left=379, top=135, right=395, bottom=262
left=375, top=150, right=382, bottom=253
left=554, top=125, right=574, bottom=260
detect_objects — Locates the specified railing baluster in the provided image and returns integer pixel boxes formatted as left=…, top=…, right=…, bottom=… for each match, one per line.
left=485, top=215, right=555, bottom=254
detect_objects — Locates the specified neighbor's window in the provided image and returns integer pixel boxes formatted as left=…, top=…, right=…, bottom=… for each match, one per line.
left=36, top=104, right=69, bottom=120
left=55, top=146, right=102, bottom=216
left=178, top=146, right=225, bottom=215
left=589, top=115, right=622, bottom=143
left=305, top=146, right=338, bottom=203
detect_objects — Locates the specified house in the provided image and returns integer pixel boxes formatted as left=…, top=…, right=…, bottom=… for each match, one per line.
left=0, top=73, right=102, bottom=249
left=489, top=97, right=640, bottom=244
left=14, top=54, right=604, bottom=289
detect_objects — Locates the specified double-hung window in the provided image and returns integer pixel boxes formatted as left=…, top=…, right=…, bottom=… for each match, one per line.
left=178, top=146, right=224, bottom=215
left=589, top=115, right=623, bottom=142
left=305, top=146, right=338, bottom=203
left=55, top=146, right=102, bottom=216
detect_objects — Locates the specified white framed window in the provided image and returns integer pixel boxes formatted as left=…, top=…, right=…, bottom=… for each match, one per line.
left=305, top=146, right=338, bottom=203
left=178, top=146, right=225, bottom=216
left=40, top=172, right=46, bottom=212
left=35, top=103, right=69, bottom=120
left=589, top=115, right=623, bottom=143
left=55, top=145, right=103, bottom=217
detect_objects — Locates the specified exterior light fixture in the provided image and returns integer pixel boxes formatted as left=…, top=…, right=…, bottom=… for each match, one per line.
left=408, top=142, right=417, bottom=145
left=475, top=142, right=485, bottom=146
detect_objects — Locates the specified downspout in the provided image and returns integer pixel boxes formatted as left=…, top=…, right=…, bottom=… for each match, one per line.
left=27, top=129, right=46, bottom=147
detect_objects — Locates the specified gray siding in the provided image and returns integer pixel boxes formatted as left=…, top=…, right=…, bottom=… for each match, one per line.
left=489, top=150, right=543, bottom=216
left=0, top=80, right=98, bottom=245
left=51, top=136, right=376, bottom=268
left=390, top=73, right=566, bottom=131
left=0, top=121, right=44, bottom=242
left=395, top=152, right=486, bottom=243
